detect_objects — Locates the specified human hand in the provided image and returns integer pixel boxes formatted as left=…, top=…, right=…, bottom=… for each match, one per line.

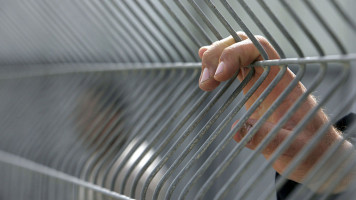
left=198, top=32, right=353, bottom=192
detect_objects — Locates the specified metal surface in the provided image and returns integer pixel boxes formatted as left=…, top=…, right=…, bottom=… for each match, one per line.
left=0, top=0, right=355, bottom=200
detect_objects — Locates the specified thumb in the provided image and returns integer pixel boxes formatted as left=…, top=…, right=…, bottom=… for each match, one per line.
left=232, top=119, right=292, bottom=156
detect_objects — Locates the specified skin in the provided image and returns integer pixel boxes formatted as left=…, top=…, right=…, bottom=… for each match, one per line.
left=198, top=32, right=354, bottom=192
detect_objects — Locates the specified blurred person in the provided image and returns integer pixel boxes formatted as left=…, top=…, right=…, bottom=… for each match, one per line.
left=76, top=80, right=166, bottom=200
left=198, top=32, right=356, bottom=199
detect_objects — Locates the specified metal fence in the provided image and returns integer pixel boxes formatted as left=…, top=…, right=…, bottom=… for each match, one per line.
left=0, top=0, right=355, bottom=200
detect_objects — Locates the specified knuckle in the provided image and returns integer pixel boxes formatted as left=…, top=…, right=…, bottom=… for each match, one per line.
left=236, top=31, right=245, bottom=35
left=254, top=35, right=266, bottom=41
left=211, top=40, right=221, bottom=47
left=202, top=48, right=221, bottom=66
left=236, top=31, right=248, bottom=40
left=220, top=44, right=243, bottom=66
left=201, top=50, right=212, bottom=63
left=220, top=47, right=232, bottom=59
left=199, top=46, right=209, bottom=53
left=221, top=45, right=237, bottom=58
left=255, top=35, right=270, bottom=47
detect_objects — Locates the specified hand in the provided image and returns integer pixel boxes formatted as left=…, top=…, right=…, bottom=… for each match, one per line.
left=199, top=32, right=354, bottom=192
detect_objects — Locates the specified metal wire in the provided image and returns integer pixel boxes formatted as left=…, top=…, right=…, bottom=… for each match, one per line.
left=0, top=0, right=355, bottom=200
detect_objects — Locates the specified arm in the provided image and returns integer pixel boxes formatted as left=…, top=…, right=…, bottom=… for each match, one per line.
left=198, top=32, right=355, bottom=194
left=276, top=113, right=356, bottom=200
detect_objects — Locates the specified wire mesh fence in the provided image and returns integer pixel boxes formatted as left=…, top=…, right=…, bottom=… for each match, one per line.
left=0, top=0, right=355, bottom=200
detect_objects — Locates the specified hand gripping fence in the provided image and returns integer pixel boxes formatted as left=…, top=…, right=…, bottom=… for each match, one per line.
left=0, top=0, right=355, bottom=200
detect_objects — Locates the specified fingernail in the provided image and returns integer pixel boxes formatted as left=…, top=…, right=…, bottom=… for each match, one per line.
left=201, top=68, right=210, bottom=83
left=215, top=62, right=225, bottom=75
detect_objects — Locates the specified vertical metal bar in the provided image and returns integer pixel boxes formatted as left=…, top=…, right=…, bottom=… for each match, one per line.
left=74, top=71, right=163, bottom=177
left=121, top=71, right=199, bottom=195
left=203, top=0, right=242, bottom=43
left=0, top=2, right=50, bottom=64
left=193, top=67, right=288, bottom=200
left=1, top=78, right=55, bottom=158
left=132, top=0, right=186, bottom=62
left=119, top=0, right=175, bottom=62
left=51, top=73, right=128, bottom=172
left=88, top=0, right=150, bottom=62
left=282, top=95, right=356, bottom=200
left=19, top=75, right=88, bottom=167
left=176, top=66, right=269, bottom=199
left=99, top=1, right=155, bottom=63
left=294, top=142, right=355, bottom=200
left=93, top=70, right=192, bottom=193
left=220, top=0, right=269, bottom=60
left=318, top=154, right=356, bottom=200
left=260, top=63, right=350, bottom=200
left=187, top=0, right=223, bottom=40
left=214, top=64, right=306, bottom=200
left=87, top=76, right=165, bottom=179
left=91, top=71, right=199, bottom=197
left=330, top=0, right=356, bottom=33
left=0, top=12, right=41, bottom=64
left=38, top=0, right=111, bottom=62
left=145, top=0, right=198, bottom=61
left=71, top=0, right=133, bottom=62
left=238, top=63, right=349, bottom=200
left=140, top=70, right=241, bottom=200
left=153, top=70, right=248, bottom=199
left=99, top=71, right=175, bottom=189
left=0, top=79, right=32, bottom=135
left=164, top=68, right=255, bottom=200
left=43, top=75, right=111, bottom=174
left=105, top=0, right=164, bottom=62
left=0, top=1, right=355, bottom=199
left=130, top=87, right=210, bottom=198
left=112, top=70, right=187, bottom=192
left=0, top=150, right=132, bottom=200
left=173, top=0, right=213, bottom=44
left=28, top=0, right=91, bottom=63
left=257, top=0, right=304, bottom=57
left=303, top=0, right=347, bottom=54
left=237, top=0, right=286, bottom=58
left=39, top=74, right=102, bottom=167
left=18, top=0, right=80, bottom=63
left=129, top=86, right=204, bottom=196
left=280, top=0, right=325, bottom=56
left=73, top=95, right=129, bottom=178
left=158, top=0, right=203, bottom=48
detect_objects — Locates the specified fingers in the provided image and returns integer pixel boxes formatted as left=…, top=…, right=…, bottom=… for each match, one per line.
left=198, top=46, right=208, bottom=59
left=232, top=118, right=330, bottom=166
left=199, top=33, right=246, bottom=91
left=214, top=39, right=262, bottom=82
left=199, top=33, right=280, bottom=91
left=199, top=36, right=235, bottom=91
left=232, top=118, right=354, bottom=184
left=232, top=119, right=292, bottom=156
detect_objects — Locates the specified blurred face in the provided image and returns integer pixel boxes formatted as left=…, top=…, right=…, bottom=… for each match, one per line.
left=75, top=86, right=124, bottom=150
